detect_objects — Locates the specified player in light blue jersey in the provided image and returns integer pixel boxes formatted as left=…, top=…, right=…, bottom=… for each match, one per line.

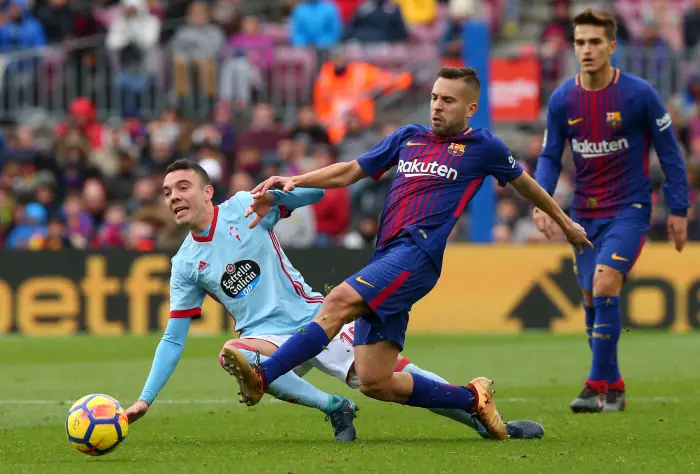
left=125, top=159, right=544, bottom=441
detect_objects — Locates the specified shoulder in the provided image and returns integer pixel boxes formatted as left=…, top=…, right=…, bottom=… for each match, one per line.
left=548, top=77, right=577, bottom=109
left=395, top=123, right=429, bottom=138
left=481, top=130, right=511, bottom=156
left=221, top=193, right=249, bottom=213
left=618, top=71, right=654, bottom=91
left=171, top=236, right=197, bottom=279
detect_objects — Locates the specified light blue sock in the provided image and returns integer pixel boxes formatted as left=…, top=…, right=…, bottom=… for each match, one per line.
left=402, top=362, right=489, bottom=438
left=237, top=350, right=343, bottom=415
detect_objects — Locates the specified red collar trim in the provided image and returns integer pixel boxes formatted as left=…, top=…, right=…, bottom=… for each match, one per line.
left=192, top=206, right=219, bottom=242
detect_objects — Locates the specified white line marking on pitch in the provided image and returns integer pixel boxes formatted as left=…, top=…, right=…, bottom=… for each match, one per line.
left=0, top=397, right=684, bottom=405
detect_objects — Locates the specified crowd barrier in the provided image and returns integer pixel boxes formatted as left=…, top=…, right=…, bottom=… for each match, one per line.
left=1, top=244, right=698, bottom=336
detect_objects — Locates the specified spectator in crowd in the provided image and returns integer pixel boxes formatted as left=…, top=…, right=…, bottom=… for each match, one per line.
left=237, top=102, right=287, bottom=154
left=171, top=1, right=225, bottom=101
left=34, top=0, right=74, bottom=44
left=6, top=201, right=47, bottom=249
left=43, top=215, right=71, bottom=250
left=210, top=0, right=239, bottom=36
left=393, top=0, right=437, bottom=27
left=344, top=0, right=408, bottom=44
left=337, top=113, right=379, bottom=163
left=684, top=0, right=700, bottom=51
left=309, top=145, right=350, bottom=245
left=55, top=98, right=104, bottom=151
left=0, top=2, right=46, bottom=54
left=92, top=202, right=128, bottom=248
left=334, top=0, right=362, bottom=24
left=342, top=213, right=378, bottom=249
left=313, top=48, right=412, bottom=143
left=289, top=105, right=331, bottom=146
left=629, top=18, right=675, bottom=92
left=106, top=0, right=161, bottom=95
left=220, top=14, right=272, bottom=109
left=290, top=0, right=342, bottom=49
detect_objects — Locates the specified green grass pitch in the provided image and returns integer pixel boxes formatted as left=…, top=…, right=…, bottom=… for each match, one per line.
left=1, top=332, right=699, bottom=473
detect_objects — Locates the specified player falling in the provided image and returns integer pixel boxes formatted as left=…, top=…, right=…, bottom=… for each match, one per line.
left=125, top=159, right=544, bottom=441
left=224, top=66, right=592, bottom=440
left=533, top=9, right=689, bottom=413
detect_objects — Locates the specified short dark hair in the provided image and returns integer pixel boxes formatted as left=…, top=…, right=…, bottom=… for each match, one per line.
left=164, top=159, right=211, bottom=186
left=436, top=66, right=481, bottom=93
left=572, top=8, right=617, bottom=41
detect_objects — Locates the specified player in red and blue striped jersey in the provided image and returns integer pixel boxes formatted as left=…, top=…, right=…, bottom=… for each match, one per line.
left=224, top=66, right=591, bottom=440
left=534, top=9, right=690, bottom=413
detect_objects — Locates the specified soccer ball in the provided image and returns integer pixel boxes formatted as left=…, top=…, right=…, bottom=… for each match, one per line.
left=65, top=394, right=128, bottom=456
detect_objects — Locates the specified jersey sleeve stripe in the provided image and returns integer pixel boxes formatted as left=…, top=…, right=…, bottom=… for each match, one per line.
left=453, top=178, right=484, bottom=217
left=268, top=231, right=325, bottom=304
left=170, top=308, right=201, bottom=318
left=279, top=205, right=290, bottom=218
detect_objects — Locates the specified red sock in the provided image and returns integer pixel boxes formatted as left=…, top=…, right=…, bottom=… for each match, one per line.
left=586, top=379, right=608, bottom=394
left=608, top=378, right=625, bottom=392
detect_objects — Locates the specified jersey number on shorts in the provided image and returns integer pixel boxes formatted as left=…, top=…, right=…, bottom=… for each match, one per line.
left=340, top=326, right=355, bottom=346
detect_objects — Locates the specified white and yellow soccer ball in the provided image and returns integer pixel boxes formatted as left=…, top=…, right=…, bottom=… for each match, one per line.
left=65, top=394, right=129, bottom=456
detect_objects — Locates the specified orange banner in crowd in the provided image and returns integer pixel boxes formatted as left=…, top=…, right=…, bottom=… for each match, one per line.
left=489, top=57, right=541, bottom=122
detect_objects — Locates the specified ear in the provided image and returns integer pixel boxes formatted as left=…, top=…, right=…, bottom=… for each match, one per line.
left=466, top=102, right=479, bottom=119
left=609, top=39, right=617, bottom=56
left=203, top=184, right=215, bottom=202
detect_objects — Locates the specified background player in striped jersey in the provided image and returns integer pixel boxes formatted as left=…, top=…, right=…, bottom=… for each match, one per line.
left=125, top=159, right=544, bottom=441
left=533, top=9, right=690, bottom=413
left=224, top=66, right=592, bottom=440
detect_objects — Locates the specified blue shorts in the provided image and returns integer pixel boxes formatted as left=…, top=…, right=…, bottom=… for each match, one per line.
left=345, top=236, right=440, bottom=351
left=572, top=206, right=650, bottom=292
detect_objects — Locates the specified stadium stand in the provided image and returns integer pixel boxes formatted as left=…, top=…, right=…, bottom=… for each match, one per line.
left=0, top=0, right=698, bottom=251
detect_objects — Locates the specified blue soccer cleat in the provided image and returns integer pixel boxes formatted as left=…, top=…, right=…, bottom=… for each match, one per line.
left=325, top=399, right=359, bottom=442
left=505, top=420, right=545, bottom=439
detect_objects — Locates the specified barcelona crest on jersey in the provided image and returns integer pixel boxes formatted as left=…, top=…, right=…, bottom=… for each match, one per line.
left=606, top=111, right=622, bottom=128
left=447, top=143, right=465, bottom=156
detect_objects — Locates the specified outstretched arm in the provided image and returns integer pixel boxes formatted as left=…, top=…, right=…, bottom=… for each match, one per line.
left=126, top=317, right=191, bottom=423
left=126, top=267, right=203, bottom=423
left=251, top=127, right=408, bottom=195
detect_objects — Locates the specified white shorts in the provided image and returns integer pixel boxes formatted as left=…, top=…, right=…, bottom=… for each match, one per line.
left=240, top=323, right=359, bottom=389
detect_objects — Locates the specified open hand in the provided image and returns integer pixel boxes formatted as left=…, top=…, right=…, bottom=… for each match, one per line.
left=125, top=400, right=149, bottom=424
left=667, top=215, right=688, bottom=252
left=244, top=192, right=275, bottom=229
left=251, top=176, right=295, bottom=197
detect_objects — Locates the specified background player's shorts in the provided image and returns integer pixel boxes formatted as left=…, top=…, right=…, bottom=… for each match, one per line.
left=238, top=322, right=359, bottom=389
left=345, top=236, right=440, bottom=351
left=572, top=205, right=650, bottom=291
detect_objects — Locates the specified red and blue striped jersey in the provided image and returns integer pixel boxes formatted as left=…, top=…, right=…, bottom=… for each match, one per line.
left=535, top=68, right=689, bottom=219
left=357, top=124, right=523, bottom=268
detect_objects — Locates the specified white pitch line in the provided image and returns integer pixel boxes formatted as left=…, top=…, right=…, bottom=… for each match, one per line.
left=0, top=396, right=685, bottom=405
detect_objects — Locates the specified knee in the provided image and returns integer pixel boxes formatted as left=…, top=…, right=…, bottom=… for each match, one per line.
left=317, top=286, right=358, bottom=326
left=358, top=376, right=392, bottom=401
left=593, top=265, right=623, bottom=297
left=218, top=340, right=256, bottom=369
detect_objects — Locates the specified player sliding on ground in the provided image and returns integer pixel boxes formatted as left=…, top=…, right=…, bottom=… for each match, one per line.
left=225, top=66, right=592, bottom=440
left=533, top=9, right=689, bottom=413
left=125, top=159, right=544, bottom=441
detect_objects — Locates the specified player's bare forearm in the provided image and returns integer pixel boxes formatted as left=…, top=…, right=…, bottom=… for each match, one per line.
left=511, top=173, right=571, bottom=230
left=292, top=161, right=367, bottom=189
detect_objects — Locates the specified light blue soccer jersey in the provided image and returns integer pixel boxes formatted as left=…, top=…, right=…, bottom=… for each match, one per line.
left=169, top=190, right=325, bottom=337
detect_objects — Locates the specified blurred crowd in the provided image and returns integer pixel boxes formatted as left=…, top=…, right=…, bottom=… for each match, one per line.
left=0, top=0, right=699, bottom=251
